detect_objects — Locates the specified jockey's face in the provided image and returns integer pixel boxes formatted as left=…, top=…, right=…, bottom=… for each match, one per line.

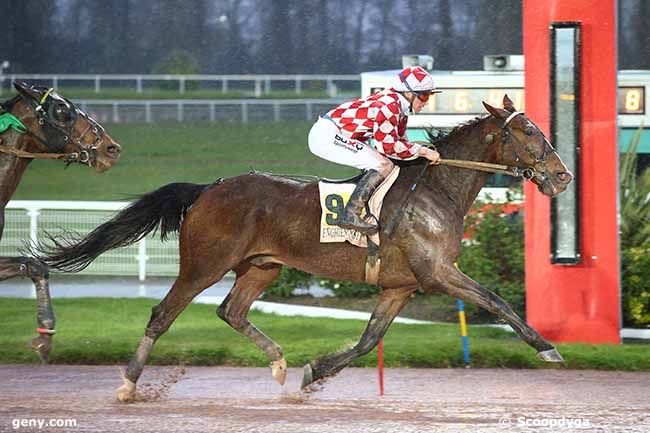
left=410, top=92, right=431, bottom=113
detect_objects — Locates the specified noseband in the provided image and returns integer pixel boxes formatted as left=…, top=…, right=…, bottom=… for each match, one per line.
left=2, top=88, right=105, bottom=166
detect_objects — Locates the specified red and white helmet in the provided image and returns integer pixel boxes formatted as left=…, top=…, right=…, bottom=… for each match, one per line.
left=393, top=66, right=441, bottom=94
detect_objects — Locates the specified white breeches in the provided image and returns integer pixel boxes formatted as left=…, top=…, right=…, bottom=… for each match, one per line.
left=308, top=117, right=393, bottom=175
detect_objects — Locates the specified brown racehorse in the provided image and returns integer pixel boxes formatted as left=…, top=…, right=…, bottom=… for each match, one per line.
left=32, top=96, right=572, bottom=401
left=0, top=82, right=121, bottom=361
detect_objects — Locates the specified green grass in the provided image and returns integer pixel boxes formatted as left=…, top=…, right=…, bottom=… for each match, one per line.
left=14, top=122, right=358, bottom=200
left=1, top=298, right=649, bottom=370
left=1, top=87, right=359, bottom=100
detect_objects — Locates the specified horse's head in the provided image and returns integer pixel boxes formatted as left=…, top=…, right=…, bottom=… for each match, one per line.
left=10, top=81, right=121, bottom=172
left=482, top=95, right=573, bottom=197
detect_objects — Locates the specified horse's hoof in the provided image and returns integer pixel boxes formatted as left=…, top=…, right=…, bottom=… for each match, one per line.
left=270, top=358, right=287, bottom=385
left=537, top=348, right=565, bottom=362
left=31, top=334, right=53, bottom=364
left=301, top=364, right=314, bottom=389
left=116, top=377, right=136, bottom=403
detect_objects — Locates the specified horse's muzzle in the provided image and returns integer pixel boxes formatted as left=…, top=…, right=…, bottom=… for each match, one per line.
left=556, top=171, right=573, bottom=185
left=94, top=141, right=121, bottom=173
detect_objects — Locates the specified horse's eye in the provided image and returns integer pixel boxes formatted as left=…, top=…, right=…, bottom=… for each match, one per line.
left=52, top=104, right=72, bottom=123
left=525, top=128, right=534, bottom=136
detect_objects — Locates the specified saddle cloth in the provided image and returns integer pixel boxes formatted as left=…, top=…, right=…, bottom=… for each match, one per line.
left=318, top=166, right=400, bottom=247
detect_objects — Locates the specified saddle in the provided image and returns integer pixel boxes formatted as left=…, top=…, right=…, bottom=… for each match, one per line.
left=317, top=166, right=401, bottom=284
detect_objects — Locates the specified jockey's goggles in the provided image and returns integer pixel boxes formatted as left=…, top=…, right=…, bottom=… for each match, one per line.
left=415, top=91, right=439, bottom=103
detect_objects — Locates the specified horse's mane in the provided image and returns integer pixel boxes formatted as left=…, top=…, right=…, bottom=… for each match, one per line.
left=0, top=95, right=21, bottom=113
left=405, top=114, right=488, bottom=166
left=426, top=115, right=488, bottom=149
left=449, top=115, right=487, bottom=135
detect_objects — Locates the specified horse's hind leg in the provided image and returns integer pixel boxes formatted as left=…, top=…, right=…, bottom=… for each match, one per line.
left=0, top=257, right=54, bottom=362
left=301, top=287, right=416, bottom=389
left=216, top=262, right=285, bottom=384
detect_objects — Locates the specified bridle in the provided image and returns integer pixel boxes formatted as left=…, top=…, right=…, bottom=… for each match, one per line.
left=499, top=111, right=557, bottom=185
left=436, top=113, right=558, bottom=184
left=0, top=88, right=105, bottom=167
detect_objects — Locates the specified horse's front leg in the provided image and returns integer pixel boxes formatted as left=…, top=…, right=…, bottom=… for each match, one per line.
left=301, top=287, right=416, bottom=389
left=0, top=257, right=55, bottom=362
left=413, top=259, right=563, bottom=362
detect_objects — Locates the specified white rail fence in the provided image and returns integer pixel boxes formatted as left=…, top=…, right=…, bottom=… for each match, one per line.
left=2, top=201, right=178, bottom=280
left=0, top=74, right=360, bottom=97
left=75, top=99, right=347, bottom=124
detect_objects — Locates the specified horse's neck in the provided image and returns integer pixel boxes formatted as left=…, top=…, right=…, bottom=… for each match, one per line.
left=0, top=130, right=33, bottom=208
left=427, top=118, right=496, bottom=215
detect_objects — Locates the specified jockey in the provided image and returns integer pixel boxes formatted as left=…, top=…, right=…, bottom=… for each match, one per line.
left=308, top=66, right=442, bottom=234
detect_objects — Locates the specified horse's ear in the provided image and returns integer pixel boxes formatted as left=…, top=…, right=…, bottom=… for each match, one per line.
left=503, top=94, right=516, bottom=112
left=482, top=101, right=508, bottom=119
left=13, top=81, right=41, bottom=101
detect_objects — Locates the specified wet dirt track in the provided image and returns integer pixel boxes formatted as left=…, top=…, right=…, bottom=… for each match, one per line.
left=0, top=365, right=648, bottom=433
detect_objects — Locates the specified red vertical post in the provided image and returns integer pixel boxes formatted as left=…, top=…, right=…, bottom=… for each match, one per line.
left=523, top=0, right=620, bottom=343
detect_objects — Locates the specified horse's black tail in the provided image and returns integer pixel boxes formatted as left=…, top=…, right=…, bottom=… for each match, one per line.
left=29, top=182, right=210, bottom=273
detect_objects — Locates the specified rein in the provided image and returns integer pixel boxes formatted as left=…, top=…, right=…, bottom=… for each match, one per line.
left=0, top=137, right=88, bottom=163
left=438, top=158, right=533, bottom=178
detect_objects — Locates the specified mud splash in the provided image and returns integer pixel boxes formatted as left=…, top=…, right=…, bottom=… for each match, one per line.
left=135, top=365, right=186, bottom=402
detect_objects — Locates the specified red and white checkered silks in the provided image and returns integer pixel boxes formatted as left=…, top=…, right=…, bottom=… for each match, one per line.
left=324, top=89, right=420, bottom=160
left=393, top=66, right=436, bottom=93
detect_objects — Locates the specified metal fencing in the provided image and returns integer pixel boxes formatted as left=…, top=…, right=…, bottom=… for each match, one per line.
left=76, top=99, right=347, bottom=124
left=2, top=201, right=179, bottom=280
left=0, top=73, right=359, bottom=123
left=0, top=73, right=360, bottom=97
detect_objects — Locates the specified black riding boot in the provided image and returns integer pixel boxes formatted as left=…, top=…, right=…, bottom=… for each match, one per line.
left=338, top=169, right=386, bottom=234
